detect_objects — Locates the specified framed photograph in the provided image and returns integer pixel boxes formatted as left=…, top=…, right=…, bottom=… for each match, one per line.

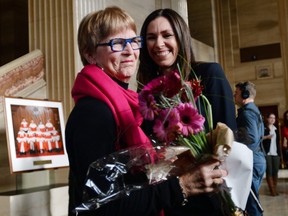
left=3, top=97, right=69, bottom=173
left=256, top=65, right=273, bottom=79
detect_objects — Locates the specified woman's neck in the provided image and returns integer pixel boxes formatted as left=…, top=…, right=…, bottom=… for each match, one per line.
left=159, top=66, right=175, bottom=75
left=112, top=77, right=129, bottom=90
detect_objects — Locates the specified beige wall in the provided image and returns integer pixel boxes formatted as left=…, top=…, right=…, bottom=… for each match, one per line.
left=216, top=0, right=288, bottom=117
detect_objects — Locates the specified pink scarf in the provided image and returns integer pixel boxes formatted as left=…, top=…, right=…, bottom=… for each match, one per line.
left=72, top=64, right=152, bottom=150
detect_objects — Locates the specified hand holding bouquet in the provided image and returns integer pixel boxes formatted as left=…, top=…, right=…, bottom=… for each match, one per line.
left=138, top=65, right=244, bottom=215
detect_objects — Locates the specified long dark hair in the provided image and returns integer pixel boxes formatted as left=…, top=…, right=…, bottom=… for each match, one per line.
left=137, top=8, right=195, bottom=88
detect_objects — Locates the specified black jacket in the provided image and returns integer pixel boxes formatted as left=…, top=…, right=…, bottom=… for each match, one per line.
left=193, top=62, right=237, bottom=131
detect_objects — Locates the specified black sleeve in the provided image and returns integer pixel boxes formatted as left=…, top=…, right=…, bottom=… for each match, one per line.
left=194, top=62, right=237, bottom=131
left=91, top=177, right=184, bottom=216
left=262, top=127, right=270, bottom=153
left=65, top=97, right=117, bottom=214
left=66, top=97, right=185, bottom=216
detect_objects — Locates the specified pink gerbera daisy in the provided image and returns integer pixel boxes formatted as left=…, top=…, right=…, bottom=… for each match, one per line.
left=163, top=70, right=182, bottom=97
left=142, top=76, right=165, bottom=94
left=176, top=103, right=205, bottom=136
left=153, top=108, right=181, bottom=142
left=138, top=91, right=159, bottom=121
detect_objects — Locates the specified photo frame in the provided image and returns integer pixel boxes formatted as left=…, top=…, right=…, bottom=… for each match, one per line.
left=256, top=65, right=273, bottom=79
left=3, top=97, right=69, bottom=173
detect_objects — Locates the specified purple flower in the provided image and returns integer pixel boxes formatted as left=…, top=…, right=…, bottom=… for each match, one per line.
left=141, top=70, right=182, bottom=98
left=153, top=108, right=181, bottom=142
left=176, top=103, right=205, bottom=136
left=139, top=91, right=159, bottom=121
left=163, top=70, right=182, bottom=97
left=142, top=76, right=165, bottom=93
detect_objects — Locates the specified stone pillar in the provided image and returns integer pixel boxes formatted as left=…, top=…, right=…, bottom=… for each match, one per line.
left=155, top=0, right=188, bottom=24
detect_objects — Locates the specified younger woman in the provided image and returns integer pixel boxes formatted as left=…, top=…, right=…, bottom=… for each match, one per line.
left=263, top=113, right=280, bottom=196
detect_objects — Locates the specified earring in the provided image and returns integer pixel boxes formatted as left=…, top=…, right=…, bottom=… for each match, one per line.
left=96, top=63, right=104, bottom=71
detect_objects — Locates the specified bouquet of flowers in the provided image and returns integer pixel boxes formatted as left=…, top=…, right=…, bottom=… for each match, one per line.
left=138, top=65, right=242, bottom=215
left=75, top=65, right=250, bottom=215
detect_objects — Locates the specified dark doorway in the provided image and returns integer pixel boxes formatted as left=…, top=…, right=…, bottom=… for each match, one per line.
left=0, top=0, right=28, bottom=66
left=259, top=105, right=279, bottom=127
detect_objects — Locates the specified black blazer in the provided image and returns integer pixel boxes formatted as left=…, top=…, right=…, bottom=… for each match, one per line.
left=193, top=62, right=237, bottom=131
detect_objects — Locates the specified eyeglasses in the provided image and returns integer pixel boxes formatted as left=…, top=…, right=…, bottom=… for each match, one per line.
left=96, top=36, right=143, bottom=52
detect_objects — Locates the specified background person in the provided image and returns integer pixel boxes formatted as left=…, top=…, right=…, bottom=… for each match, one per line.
left=282, top=110, right=288, bottom=167
left=137, top=8, right=237, bottom=216
left=234, top=81, right=266, bottom=216
left=262, top=112, right=280, bottom=196
left=65, top=6, right=227, bottom=216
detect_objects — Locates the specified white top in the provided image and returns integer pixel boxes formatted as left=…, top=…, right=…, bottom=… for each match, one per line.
left=267, top=125, right=278, bottom=156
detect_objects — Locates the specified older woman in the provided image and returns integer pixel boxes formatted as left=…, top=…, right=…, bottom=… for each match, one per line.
left=65, top=6, right=227, bottom=216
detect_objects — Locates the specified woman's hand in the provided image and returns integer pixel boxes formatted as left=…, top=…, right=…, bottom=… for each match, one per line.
left=264, top=134, right=273, bottom=140
left=178, top=157, right=227, bottom=196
